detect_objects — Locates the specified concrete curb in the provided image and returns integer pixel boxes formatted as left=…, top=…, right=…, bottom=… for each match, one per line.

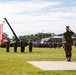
left=28, top=61, right=76, bottom=70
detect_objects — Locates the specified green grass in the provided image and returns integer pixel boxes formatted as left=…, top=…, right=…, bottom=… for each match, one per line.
left=0, top=46, right=76, bottom=75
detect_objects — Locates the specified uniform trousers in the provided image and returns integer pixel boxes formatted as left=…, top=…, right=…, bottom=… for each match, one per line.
left=64, top=43, right=72, bottom=58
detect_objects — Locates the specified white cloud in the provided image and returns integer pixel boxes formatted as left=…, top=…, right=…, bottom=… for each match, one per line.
left=0, top=1, right=61, bottom=15
left=71, top=1, right=76, bottom=4
left=0, top=1, right=76, bottom=38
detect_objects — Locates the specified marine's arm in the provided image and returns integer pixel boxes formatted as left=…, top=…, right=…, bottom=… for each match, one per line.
left=69, top=29, right=75, bottom=35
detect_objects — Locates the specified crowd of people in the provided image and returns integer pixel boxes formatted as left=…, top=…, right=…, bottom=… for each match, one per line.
left=5, top=40, right=33, bottom=53
left=33, top=41, right=62, bottom=48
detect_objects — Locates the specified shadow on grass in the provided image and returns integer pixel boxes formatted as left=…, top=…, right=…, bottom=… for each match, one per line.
left=5, top=51, right=42, bottom=54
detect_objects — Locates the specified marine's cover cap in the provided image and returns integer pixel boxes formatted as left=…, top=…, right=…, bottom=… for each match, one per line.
left=66, top=26, right=69, bottom=28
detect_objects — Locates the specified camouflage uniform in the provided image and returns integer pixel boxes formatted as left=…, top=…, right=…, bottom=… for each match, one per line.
left=19, top=40, right=25, bottom=53
left=29, top=40, right=33, bottom=52
left=5, top=41, right=10, bottom=52
left=13, top=41, right=17, bottom=53
left=62, top=30, right=74, bottom=61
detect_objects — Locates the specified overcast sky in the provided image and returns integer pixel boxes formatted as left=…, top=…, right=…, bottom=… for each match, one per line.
left=0, top=0, right=76, bottom=38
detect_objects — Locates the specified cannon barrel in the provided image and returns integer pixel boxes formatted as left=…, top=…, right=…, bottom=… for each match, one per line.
left=4, top=18, right=19, bottom=42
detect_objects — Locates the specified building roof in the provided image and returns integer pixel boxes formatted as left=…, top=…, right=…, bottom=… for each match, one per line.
left=50, top=36, right=76, bottom=39
left=40, top=36, right=76, bottom=43
left=50, top=36, right=62, bottom=38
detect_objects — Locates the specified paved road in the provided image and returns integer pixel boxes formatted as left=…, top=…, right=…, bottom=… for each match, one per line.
left=28, top=61, right=76, bottom=70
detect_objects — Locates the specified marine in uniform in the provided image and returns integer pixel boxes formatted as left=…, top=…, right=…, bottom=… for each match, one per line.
left=62, top=26, right=75, bottom=61
left=13, top=41, right=17, bottom=53
left=29, top=40, right=33, bottom=52
left=5, top=41, right=10, bottom=52
left=19, top=40, right=25, bottom=53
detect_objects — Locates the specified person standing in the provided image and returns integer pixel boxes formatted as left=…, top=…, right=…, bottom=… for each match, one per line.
left=5, top=41, right=10, bottom=52
left=13, top=41, right=17, bottom=53
left=19, top=40, right=25, bottom=53
left=29, top=40, right=33, bottom=52
left=62, top=26, right=75, bottom=61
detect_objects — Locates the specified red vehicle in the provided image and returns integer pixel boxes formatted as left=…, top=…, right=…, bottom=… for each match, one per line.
left=0, top=38, right=7, bottom=47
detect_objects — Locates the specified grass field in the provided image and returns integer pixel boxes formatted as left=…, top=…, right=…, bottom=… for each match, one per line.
left=0, top=46, right=76, bottom=75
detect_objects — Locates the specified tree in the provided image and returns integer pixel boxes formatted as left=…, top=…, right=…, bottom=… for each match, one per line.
left=3, top=32, right=10, bottom=41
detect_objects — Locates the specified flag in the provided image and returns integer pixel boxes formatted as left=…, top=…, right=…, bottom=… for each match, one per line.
left=0, top=24, right=3, bottom=44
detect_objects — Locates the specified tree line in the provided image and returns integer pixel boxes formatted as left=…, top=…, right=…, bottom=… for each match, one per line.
left=3, top=32, right=76, bottom=42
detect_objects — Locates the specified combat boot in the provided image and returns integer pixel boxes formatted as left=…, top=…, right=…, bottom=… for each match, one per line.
left=68, top=57, right=71, bottom=62
left=66, top=57, right=68, bottom=61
